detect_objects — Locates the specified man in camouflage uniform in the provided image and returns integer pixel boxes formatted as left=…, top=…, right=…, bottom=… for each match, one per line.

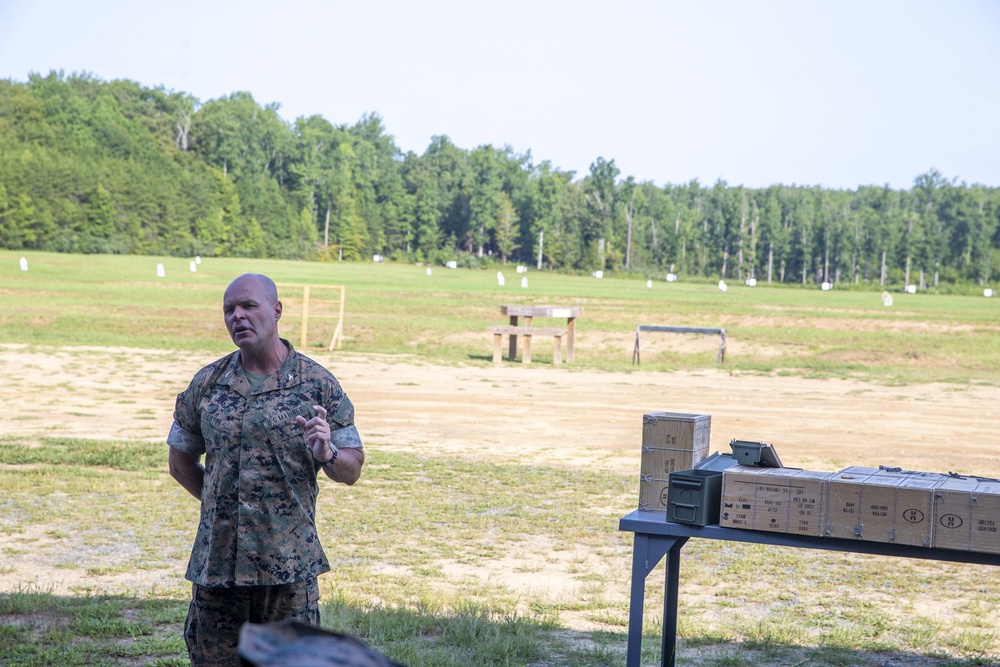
left=168, top=273, right=364, bottom=667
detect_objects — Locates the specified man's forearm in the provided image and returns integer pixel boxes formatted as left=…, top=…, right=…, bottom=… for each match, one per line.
left=321, top=447, right=364, bottom=485
left=169, top=449, right=205, bottom=500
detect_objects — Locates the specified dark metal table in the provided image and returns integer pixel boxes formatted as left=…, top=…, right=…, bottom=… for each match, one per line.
left=618, top=510, right=1000, bottom=667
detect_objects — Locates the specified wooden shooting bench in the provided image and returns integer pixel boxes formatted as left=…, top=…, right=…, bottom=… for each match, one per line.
left=499, top=305, right=581, bottom=363
left=490, top=326, right=567, bottom=364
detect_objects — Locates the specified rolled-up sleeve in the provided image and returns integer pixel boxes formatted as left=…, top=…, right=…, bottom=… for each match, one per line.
left=167, top=421, right=205, bottom=456
left=168, top=379, right=207, bottom=457
left=330, top=424, right=362, bottom=450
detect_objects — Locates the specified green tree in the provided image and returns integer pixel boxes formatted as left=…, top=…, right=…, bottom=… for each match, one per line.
left=583, top=157, right=620, bottom=270
left=528, top=163, right=573, bottom=269
left=494, top=192, right=520, bottom=264
left=468, top=145, right=504, bottom=257
left=86, top=183, right=115, bottom=239
left=407, top=161, right=443, bottom=257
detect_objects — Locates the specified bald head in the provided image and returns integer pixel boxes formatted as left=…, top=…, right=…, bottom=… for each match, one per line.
left=227, top=273, right=279, bottom=304
left=223, top=274, right=283, bottom=355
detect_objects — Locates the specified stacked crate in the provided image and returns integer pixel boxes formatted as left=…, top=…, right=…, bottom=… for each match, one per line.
left=719, top=467, right=829, bottom=536
left=719, top=464, right=1000, bottom=555
left=637, top=412, right=711, bottom=512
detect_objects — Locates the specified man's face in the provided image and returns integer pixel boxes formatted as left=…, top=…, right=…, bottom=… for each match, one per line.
left=223, top=276, right=281, bottom=351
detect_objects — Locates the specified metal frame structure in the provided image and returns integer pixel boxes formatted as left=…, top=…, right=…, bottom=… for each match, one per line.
left=619, top=509, right=1000, bottom=667
left=632, top=325, right=727, bottom=365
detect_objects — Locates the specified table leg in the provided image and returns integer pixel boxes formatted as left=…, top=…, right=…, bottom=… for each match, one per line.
left=626, top=533, right=687, bottom=667
left=661, top=539, right=686, bottom=667
left=566, top=317, right=576, bottom=363
left=508, top=315, right=519, bottom=360
left=521, top=316, right=533, bottom=362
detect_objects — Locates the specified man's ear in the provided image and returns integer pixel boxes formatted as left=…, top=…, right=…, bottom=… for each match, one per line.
left=274, top=300, right=282, bottom=321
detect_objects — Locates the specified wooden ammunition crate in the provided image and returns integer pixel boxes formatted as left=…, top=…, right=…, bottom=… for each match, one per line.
left=637, top=412, right=711, bottom=512
left=720, top=466, right=830, bottom=536
left=933, top=477, right=1000, bottom=554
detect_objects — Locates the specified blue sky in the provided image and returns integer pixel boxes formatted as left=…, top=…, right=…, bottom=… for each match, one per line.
left=1, top=0, right=997, bottom=190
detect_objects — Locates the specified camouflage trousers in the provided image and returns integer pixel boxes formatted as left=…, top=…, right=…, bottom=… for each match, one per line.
left=184, top=579, right=321, bottom=667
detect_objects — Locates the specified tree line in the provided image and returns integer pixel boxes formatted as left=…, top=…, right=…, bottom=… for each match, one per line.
left=2, top=71, right=998, bottom=289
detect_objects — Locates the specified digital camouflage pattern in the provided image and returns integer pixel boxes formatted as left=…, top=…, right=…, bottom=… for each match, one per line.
left=168, top=340, right=360, bottom=586
left=238, top=619, right=406, bottom=667
left=186, top=581, right=320, bottom=667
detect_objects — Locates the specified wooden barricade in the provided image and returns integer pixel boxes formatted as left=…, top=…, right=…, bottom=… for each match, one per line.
left=277, top=283, right=346, bottom=351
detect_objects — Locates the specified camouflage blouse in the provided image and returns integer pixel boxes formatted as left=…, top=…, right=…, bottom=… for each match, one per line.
left=167, top=340, right=360, bottom=587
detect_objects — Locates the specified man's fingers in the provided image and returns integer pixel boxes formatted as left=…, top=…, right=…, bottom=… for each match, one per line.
left=298, top=407, right=330, bottom=452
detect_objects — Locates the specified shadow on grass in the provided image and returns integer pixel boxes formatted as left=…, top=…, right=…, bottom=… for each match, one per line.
left=0, top=588, right=621, bottom=667
left=0, top=588, right=189, bottom=666
left=2, top=589, right=997, bottom=667
left=669, top=636, right=999, bottom=667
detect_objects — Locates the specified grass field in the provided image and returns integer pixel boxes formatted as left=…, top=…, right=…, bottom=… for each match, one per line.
left=1, top=250, right=999, bottom=667
left=3, top=250, right=1000, bottom=383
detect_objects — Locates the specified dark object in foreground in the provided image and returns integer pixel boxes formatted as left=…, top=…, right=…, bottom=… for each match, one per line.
left=239, top=620, right=406, bottom=667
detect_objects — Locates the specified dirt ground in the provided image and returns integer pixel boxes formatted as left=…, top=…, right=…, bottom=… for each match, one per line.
left=4, top=342, right=998, bottom=475
left=2, top=342, right=1000, bottom=598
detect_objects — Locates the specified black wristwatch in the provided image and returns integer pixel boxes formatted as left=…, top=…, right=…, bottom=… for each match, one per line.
left=320, top=445, right=339, bottom=467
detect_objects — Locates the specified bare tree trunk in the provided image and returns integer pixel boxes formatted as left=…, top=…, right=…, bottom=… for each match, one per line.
left=802, top=228, right=808, bottom=285
left=880, top=250, right=887, bottom=286
left=625, top=214, right=632, bottom=268
left=905, top=255, right=911, bottom=286
left=175, top=111, right=191, bottom=151
left=854, top=215, right=862, bottom=284
left=324, top=204, right=331, bottom=248
left=536, top=230, right=543, bottom=270
left=650, top=218, right=657, bottom=264
left=737, top=195, right=746, bottom=280
left=767, top=244, right=773, bottom=284
left=624, top=189, right=636, bottom=269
